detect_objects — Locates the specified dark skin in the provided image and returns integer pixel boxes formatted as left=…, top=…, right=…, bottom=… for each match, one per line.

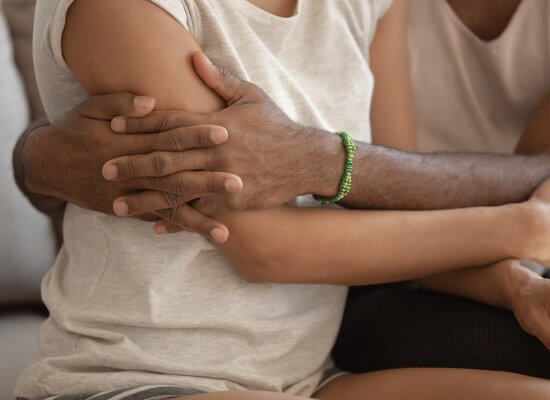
left=13, top=0, right=549, bottom=239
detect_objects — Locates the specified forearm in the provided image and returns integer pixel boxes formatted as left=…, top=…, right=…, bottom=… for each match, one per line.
left=315, top=93, right=550, bottom=211
left=408, top=95, right=550, bottom=299
left=417, top=261, right=537, bottom=310
left=322, top=140, right=550, bottom=210
left=217, top=203, right=533, bottom=285
left=12, top=119, right=67, bottom=219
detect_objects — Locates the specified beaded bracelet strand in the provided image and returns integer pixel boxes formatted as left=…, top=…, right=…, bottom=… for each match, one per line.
left=314, top=131, right=357, bottom=204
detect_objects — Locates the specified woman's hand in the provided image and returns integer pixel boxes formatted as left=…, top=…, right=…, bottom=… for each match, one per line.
left=520, top=178, right=550, bottom=265
left=509, top=262, right=550, bottom=350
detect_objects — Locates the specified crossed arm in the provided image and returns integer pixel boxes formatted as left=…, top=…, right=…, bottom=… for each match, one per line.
left=61, top=0, right=550, bottom=288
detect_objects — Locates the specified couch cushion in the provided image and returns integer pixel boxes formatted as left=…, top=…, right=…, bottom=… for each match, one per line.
left=0, top=11, right=55, bottom=305
left=0, top=310, right=45, bottom=400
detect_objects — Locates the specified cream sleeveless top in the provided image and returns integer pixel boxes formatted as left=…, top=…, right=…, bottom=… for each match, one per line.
left=17, top=0, right=393, bottom=398
left=409, top=0, right=550, bottom=153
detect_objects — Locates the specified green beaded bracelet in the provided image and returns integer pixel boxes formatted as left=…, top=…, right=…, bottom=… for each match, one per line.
left=314, top=131, right=356, bottom=204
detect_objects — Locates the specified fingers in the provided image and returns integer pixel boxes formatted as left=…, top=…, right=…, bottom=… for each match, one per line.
left=192, top=52, right=245, bottom=104
left=109, top=172, right=242, bottom=216
left=152, top=125, right=228, bottom=151
left=103, top=125, right=229, bottom=179
left=143, top=172, right=243, bottom=199
left=112, top=110, right=206, bottom=134
left=79, top=93, right=156, bottom=120
left=111, top=171, right=241, bottom=215
left=112, top=124, right=228, bottom=159
left=103, top=149, right=217, bottom=180
left=155, top=205, right=230, bottom=243
left=113, top=191, right=181, bottom=217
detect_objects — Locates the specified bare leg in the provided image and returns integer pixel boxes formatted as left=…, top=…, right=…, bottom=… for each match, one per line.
left=315, top=368, right=550, bottom=400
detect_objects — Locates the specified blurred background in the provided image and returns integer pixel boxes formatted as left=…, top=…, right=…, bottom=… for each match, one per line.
left=0, top=1, right=56, bottom=398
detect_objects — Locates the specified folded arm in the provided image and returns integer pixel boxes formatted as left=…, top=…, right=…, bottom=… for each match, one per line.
left=64, top=0, right=548, bottom=287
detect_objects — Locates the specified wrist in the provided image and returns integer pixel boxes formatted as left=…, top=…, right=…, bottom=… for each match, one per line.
left=499, top=202, right=542, bottom=261
left=22, top=124, right=57, bottom=197
left=506, top=261, right=541, bottom=312
left=514, top=198, right=550, bottom=263
left=300, top=128, right=345, bottom=197
left=495, top=260, right=536, bottom=310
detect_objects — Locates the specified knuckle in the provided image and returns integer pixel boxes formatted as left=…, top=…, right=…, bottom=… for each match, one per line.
left=167, top=206, right=183, bottom=225
left=208, top=147, right=224, bottom=168
left=160, top=191, right=178, bottom=209
left=124, top=158, right=136, bottom=178
left=152, top=152, right=169, bottom=176
left=155, top=115, right=172, bottom=132
left=175, top=175, right=191, bottom=198
left=167, top=130, right=188, bottom=151
left=192, top=127, right=207, bottom=148
left=206, top=174, right=217, bottom=193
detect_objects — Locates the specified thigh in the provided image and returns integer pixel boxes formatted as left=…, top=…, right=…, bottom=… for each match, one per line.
left=333, top=283, right=550, bottom=378
left=315, top=368, right=550, bottom=400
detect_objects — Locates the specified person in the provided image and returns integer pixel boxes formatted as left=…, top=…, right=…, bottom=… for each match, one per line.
left=333, top=0, right=550, bottom=376
left=13, top=1, right=550, bottom=400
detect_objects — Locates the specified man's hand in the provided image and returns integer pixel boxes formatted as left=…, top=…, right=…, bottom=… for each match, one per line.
left=103, top=53, right=343, bottom=227
left=22, top=93, right=241, bottom=242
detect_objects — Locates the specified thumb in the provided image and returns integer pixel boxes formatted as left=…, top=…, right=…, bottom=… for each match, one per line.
left=192, top=52, right=243, bottom=105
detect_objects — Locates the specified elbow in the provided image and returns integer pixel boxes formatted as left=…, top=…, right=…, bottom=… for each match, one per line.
left=229, top=244, right=291, bottom=284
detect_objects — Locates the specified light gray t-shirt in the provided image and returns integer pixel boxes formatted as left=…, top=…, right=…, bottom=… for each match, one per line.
left=17, top=0, right=392, bottom=398
left=410, top=0, right=550, bottom=153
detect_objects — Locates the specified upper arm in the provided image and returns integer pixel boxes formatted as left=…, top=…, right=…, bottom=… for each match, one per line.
left=63, top=0, right=224, bottom=112
left=370, top=0, right=417, bottom=151
left=516, top=94, right=550, bottom=154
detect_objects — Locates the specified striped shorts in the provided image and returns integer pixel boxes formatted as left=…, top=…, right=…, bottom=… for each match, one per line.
left=17, top=385, right=204, bottom=400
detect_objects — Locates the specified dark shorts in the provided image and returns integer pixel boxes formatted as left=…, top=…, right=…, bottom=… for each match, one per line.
left=17, top=386, right=204, bottom=400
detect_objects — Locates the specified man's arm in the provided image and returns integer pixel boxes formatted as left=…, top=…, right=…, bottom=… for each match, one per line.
left=414, top=91, right=550, bottom=309
left=13, top=118, right=67, bottom=219
left=106, top=66, right=550, bottom=215
left=13, top=119, right=67, bottom=244
left=62, top=0, right=550, bottom=287
left=98, top=0, right=550, bottom=215
left=12, top=91, right=241, bottom=241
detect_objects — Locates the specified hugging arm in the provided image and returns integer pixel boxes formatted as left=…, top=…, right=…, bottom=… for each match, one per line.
left=63, top=0, right=548, bottom=287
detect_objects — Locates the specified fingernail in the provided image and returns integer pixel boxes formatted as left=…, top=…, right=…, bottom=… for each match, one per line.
left=113, top=199, right=130, bottom=216
left=211, top=228, right=228, bottom=243
left=111, top=117, right=127, bottom=133
left=210, top=127, right=228, bottom=144
left=134, top=96, right=154, bottom=110
left=102, top=164, right=119, bottom=180
left=225, top=177, right=242, bottom=193
left=155, top=223, right=168, bottom=235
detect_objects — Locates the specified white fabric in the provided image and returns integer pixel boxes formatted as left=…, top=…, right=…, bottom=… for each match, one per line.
left=0, top=10, right=55, bottom=304
left=18, top=0, right=392, bottom=398
left=409, top=0, right=550, bottom=153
